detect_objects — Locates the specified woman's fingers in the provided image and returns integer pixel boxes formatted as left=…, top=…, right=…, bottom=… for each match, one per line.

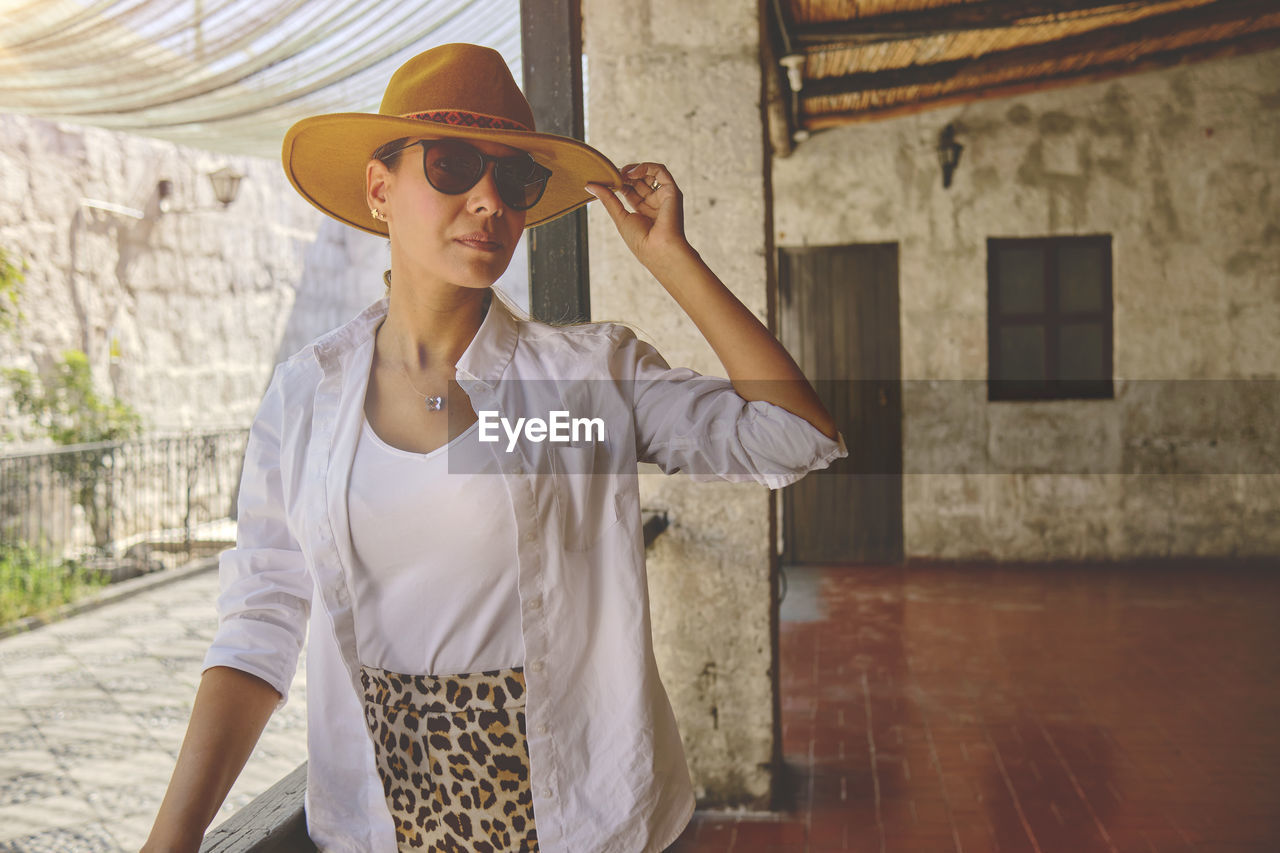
left=585, top=183, right=628, bottom=225
left=618, top=182, right=649, bottom=211
left=589, top=161, right=687, bottom=263
left=620, top=173, right=654, bottom=203
left=617, top=161, right=679, bottom=216
left=593, top=177, right=657, bottom=215
left=624, top=162, right=675, bottom=194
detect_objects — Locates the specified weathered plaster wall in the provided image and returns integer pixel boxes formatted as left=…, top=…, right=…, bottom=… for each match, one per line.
left=583, top=0, right=778, bottom=806
left=773, top=50, right=1280, bottom=559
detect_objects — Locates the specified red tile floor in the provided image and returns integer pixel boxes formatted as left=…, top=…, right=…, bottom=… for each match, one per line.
left=665, top=560, right=1280, bottom=852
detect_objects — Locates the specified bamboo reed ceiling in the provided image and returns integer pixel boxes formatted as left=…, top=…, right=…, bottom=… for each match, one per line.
left=769, top=0, right=1280, bottom=132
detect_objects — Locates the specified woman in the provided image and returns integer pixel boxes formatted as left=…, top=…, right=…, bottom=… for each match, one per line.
left=143, top=43, right=844, bottom=853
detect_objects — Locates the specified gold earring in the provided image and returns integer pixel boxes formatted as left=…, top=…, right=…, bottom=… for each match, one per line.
left=370, top=207, right=386, bottom=221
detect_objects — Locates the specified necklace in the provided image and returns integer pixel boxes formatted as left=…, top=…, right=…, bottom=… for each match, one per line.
left=376, top=335, right=447, bottom=412
left=377, top=270, right=490, bottom=412
left=385, top=361, right=446, bottom=411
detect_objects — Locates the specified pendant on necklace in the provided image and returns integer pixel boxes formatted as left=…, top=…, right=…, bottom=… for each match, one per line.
left=425, top=395, right=445, bottom=412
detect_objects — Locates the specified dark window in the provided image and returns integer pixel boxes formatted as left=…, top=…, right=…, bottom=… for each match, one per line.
left=987, top=236, right=1113, bottom=401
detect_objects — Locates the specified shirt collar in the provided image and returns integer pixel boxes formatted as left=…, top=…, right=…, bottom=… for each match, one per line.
left=308, top=291, right=519, bottom=389
left=456, top=292, right=519, bottom=389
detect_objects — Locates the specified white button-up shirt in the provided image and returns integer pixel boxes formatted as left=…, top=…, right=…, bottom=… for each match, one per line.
left=203, top=294, right=847, bottom=852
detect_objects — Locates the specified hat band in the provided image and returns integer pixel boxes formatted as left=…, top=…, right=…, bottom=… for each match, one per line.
left=399, top=110, right=532, bottom=132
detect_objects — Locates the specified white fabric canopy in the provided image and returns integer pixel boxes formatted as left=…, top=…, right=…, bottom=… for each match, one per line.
left=0, top=0, right=521, bottom=157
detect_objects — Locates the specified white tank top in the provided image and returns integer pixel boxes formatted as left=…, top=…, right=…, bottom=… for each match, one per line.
left=347, top=414, right=524, bottom=676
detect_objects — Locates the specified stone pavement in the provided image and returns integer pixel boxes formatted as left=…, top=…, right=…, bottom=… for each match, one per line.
left=0, top=561, right=309, bottom=852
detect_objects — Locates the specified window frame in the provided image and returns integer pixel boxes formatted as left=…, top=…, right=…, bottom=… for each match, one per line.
left=987, top=235, right=1114, bottom=402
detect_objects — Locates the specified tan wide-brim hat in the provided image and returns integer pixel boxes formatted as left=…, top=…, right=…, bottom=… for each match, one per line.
left=282, top=43, right=620, bottom=235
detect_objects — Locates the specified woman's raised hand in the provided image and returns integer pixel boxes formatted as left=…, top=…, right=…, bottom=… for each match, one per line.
left=588, top=161, right=838, bottom=439
left=586, top=162, right=693, bottom=273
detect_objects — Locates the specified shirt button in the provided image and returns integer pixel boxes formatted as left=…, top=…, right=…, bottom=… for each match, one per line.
left=527, top=597, right=542, bottom=611
left=537, top=724, right=548, bottom=735
left=541, top=788, right=553, bottom=798
left=522, top=529, right=536, bottom=545
left=530, top=660, right=544, bottom=673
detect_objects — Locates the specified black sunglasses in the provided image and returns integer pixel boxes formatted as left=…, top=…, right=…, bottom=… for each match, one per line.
left=384, top=138, right=552, bottom=212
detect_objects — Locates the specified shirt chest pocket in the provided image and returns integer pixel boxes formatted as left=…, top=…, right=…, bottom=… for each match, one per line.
left=550, top=442, right=637, bottom=552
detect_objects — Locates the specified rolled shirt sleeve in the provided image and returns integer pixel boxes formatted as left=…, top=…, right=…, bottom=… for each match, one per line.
left=202, top=363, right=312, bottom=708
left=616, top=326, right=849, bottom=488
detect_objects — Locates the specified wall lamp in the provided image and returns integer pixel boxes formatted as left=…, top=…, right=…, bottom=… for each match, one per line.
left=938, top=123, right=963, bottom=189
left=208, top=166, right=244, bottom=206
left=153, top=168, right=245, bottom=214
left=157, top=179, right=175, bottom=213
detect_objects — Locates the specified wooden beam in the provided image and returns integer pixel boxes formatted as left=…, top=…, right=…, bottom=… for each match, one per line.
left=793, top=0, right=1162, bottom=47
left=762, top=0, right=796, bottom=157
left=803, top=0, right=1274, bottom=99
left=803, top=26, right=1280, bottom=129
left=521, top=0, right=590, bottom=323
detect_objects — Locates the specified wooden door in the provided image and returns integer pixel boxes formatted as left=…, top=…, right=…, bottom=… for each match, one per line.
left=777, top=244, right=903, bottom=564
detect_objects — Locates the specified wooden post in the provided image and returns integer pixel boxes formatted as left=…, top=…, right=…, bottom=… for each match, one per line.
left=520, top=0, right=590, bottom=323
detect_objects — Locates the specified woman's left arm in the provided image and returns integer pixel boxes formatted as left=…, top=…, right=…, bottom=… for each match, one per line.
left=586, top=162, right=838, bottom=441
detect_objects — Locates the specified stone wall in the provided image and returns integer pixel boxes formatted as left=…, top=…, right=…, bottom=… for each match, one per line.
left=0, top=110, right=530, bottom=445
left=0, top=111, right=331, bottom=441
left=583, top=0, right=778, bottom=807
left=772, top=49, right=1280, bottom=559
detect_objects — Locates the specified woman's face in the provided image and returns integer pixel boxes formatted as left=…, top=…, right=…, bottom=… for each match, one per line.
left=368, top=137, right=529, bottom=291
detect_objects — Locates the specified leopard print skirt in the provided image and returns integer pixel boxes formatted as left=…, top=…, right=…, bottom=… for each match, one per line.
left=360, top=664, right=539, bottom=852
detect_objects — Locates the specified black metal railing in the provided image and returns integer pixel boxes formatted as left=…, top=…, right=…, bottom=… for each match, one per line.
left=0, top=429, right=248, bottom=571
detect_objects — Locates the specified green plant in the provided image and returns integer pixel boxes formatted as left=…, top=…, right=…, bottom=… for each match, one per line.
left=0, top=539, right=107, bottom=626
left=0, top=247, right=23, bottom=335
left=3, top=351, right=144, bottom=549
left=2, top=246, right=143, bottom=446
left=4, top=350, right=143, bottom=446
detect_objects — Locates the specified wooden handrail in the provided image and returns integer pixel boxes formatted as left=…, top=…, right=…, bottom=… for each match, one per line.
left=200, top=762, right=312, bottom=852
